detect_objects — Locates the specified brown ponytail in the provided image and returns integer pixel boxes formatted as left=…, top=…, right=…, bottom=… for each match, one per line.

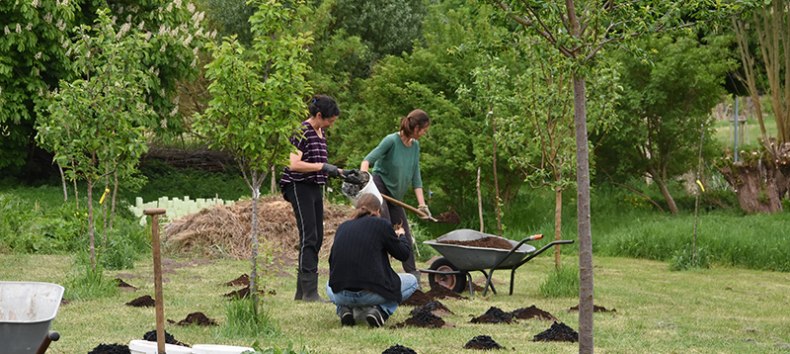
left=399, top=109, right=431, bottom=139
left=351, top=193, right=382, bottom=219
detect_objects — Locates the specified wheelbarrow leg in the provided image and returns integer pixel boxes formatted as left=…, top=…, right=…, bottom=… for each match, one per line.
left=35, top=331, right=60, bottom=354
left=480, top=270, right=498, bottom=296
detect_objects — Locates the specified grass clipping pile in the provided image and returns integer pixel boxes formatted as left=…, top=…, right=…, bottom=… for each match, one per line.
left=165, top=195, right=352, bottom=260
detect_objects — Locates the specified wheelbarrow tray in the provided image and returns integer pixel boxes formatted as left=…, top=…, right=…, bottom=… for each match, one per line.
left=0, top=281, right=64, bottom=353
left=423, top=229, right=536, bottom=271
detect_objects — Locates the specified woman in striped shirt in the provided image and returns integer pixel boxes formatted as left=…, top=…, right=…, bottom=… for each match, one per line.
left=279, top=94, right=341, bottom=302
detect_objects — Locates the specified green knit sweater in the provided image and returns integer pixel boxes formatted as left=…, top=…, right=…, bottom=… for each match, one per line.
left=364, top=133, right=423, bottom=200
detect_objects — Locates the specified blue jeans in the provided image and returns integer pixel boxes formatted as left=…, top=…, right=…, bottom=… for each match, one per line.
left=326, top=273, right=418, bottom=317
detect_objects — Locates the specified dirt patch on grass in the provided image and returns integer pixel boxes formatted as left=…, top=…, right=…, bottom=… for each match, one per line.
left=401, top=285, right=467, bottom=306
left=533, top=322, right=579, bottom=342
left=223, top=285, right=273, bottom=299
left=143, top=329, right=190, bottom=347
left=395, top=307, right=448, bottom=329
left=470, top=307, right=514, bottom=324
left=568, top=304, right=616, bottom=313
left=126, top=295, right=155, bottom=307
left=115, top=278, right=137, bottom=290
left=382, top=344, right=418, bottom=354
left=464, top=335, right=504, bottom=350
left=512, top=305, right=558, bottom=321
left=171, top=312, right=217, bottom=326
left=88, top=343, right=129, bottom=354
left=224, top=273, right=250, bottom=286
left=410, top=300, right=453, bottom=317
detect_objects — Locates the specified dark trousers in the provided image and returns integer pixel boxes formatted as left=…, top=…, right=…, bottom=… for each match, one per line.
left=283, top=182, right=324, bottom=274
left=372, top=174, right=417, bottom=274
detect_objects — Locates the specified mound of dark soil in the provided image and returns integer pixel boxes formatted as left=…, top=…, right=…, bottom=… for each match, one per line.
left=438, top=237, right=513, bottom=250
left=434, top=210, right=461, bottom=224
left=410, top=300, right=453, bottom=317
left=464, top=335, right=503, bottom=350
left=425, top=284, right=467, bottom=300
left=224, top=274, right=250, bottom=286
left=115, top=278, right=137, bottom=290
left=126, top=295, right=155, bottom=307
left=396, top=307, right=446, bottom=328
left=471, top=307, right=514, bottom=324
left=88, top=343, right=130, bottom=354
left=511, top=305, right=557, bottom=321
left=569, top=304, right=616, bottom=313
left=142, top=330, right=189, bottom=347
left=533, top=322, right=579, bottom=342
left=382, top=344, right=418, bottom=354
left=223, top=285, right=269, bottom=299
left=402, top=289, right=431, bottom=306
left=175, top=312, right=217, bottom=326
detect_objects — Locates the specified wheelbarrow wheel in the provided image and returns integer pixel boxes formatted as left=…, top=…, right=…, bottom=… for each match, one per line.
left=427, top=257, right=468, bottom=293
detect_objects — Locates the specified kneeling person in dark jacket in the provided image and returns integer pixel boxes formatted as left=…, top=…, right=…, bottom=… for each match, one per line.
left=326, top=193, right=419, bottom=327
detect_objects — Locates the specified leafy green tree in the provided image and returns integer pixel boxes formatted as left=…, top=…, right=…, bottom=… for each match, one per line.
left=195, top=0, right=313, bottom=314
left=36, top=9, right=154, bottom=270
left=597, top=34, right=735, bottom=214
left=333, top=0, right=425, bottom=59
left=2, top=0, right=208, bottom=177
left=0, top=0, right=80, bottom=172
left=336, top=0, right=528, bottom=215
left=491, top=0, right=742, bottom=350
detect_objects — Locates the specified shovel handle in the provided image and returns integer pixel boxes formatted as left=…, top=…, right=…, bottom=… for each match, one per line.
left=381, top=195, right=439, bottom=222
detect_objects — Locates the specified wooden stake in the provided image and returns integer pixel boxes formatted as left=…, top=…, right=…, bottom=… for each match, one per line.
left=144, top=208, right=166, bottom=354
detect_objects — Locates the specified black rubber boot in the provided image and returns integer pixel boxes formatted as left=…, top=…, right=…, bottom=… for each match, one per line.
left=293, top=274, right=303, bottom=301
left=299, top=272, right=326, bottom=302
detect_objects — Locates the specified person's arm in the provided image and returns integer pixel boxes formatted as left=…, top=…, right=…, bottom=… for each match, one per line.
left=287, top=150, right=324, bottom=173
left=360, top=135, right=394, bottom=171
left=382, top=223, right=411, bottom=261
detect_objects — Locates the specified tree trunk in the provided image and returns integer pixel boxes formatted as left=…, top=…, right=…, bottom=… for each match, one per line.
left=102, top=177, right=109, bottom=247
left=491, top=109, right=503, bottom=235
left=720, top=160, right=785, bottom=213
left=477, top=167, right=484, bottom=233
left=58, top=163, right=68, bottom=202
left=572, top=74, right=594, bottom=353
left=87, top=179, right=96, bottom=271
left=110, top=171, right=118, bottom=230
left=653, top=175, right=679, bottom=214
left=250, top=175, right=261, bottom=316
left=553, top=186, right=563, bottom=269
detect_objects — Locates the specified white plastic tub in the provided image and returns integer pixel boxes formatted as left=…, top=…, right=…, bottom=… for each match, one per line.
left=0, top=281, right=64, bottom=354
left=192, top=344, right=255, bottom=354
left=128, top=339, right=193, bottom=354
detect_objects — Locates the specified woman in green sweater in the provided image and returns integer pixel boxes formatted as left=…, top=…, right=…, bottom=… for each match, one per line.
left=360, top=109, right=431, bottom=286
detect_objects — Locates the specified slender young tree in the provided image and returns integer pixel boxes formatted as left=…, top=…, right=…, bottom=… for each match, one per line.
left=36, top=10, right=154, bottom=270
left=491, top=1, right=735, bottom=351
left=195, top=0, right=313, bottom=314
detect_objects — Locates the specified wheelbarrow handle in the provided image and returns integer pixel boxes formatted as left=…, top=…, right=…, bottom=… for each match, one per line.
left=35, top=331, right=60, bottom=354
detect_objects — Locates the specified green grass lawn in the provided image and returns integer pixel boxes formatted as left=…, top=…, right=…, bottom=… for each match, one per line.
left=2, top=253, right=788, bottom=353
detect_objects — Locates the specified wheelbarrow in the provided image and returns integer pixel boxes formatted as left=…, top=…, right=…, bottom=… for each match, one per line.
left=422, top=229, right=574, bottom=296
left=0, top=281, right=64, bottom=353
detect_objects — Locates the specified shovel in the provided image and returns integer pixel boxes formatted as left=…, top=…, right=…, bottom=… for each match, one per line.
left=342, top=170, right=458, bottom=223
left=381, top=194, right=442, bottom=222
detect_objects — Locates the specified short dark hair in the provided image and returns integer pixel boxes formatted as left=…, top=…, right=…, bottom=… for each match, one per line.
left=308, top=94, right=340, bottom=119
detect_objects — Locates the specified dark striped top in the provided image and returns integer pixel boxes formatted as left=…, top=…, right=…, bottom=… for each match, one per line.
left=279, top=121, right=329, bottom=187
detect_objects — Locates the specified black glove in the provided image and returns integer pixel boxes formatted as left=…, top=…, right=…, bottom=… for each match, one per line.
left=321, top=163, right=340, bottom=177
left=341, top=169, right=366, bottom=184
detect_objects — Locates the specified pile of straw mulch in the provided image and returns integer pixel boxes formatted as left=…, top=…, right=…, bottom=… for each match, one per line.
left=164, top=195, right=353, bottom=260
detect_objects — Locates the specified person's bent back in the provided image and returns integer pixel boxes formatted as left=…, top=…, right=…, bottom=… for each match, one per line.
left=326, top=193, right=418, bottom=327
